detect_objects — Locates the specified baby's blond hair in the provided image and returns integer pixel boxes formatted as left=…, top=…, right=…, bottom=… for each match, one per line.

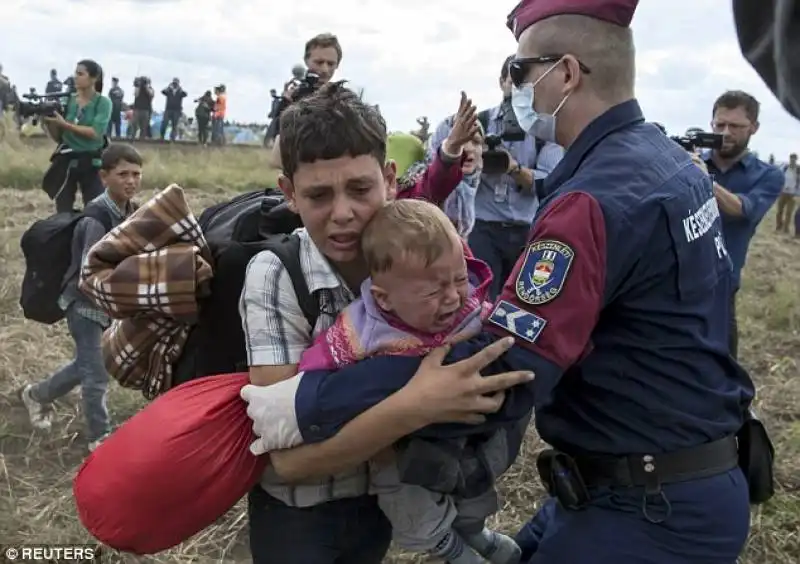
left=362, top=199, right=460, bottom=275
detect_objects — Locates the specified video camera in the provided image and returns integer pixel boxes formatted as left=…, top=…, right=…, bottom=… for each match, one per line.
left=482, top=105, right=527, bottom=174
left=18, top=90, right=71, bottom=124
left=270, top=66, right=323, bottom=129
left=289, top=70, right=321, bottom=103
left=670, top=131, right=723, bottom=152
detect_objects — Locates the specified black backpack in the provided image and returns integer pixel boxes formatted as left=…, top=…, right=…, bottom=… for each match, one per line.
left=171, top=188, right=319, bottom=385
left=20, top=202, right=113, bottom=324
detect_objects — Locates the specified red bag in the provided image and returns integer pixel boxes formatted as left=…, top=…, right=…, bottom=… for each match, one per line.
left=73, top=372, right=268, bottom=554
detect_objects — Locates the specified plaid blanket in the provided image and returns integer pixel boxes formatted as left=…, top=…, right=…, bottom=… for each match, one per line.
left=80, top=184, right=214, bottom=399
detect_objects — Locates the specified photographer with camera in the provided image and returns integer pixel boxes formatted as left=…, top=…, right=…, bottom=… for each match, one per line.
left=160, top=77, right=187, bottom=141
left=268, top=33, right=342, bottom=165
left=194, top=90, right=215, bottom=145
left=263, top=89, right=284, bottom=146
left=130, top=76, right=154, bottom=139
left=41, top=59, right=112, bottom=213
left=690, top=90, right=783, bottom=359
left=107, top=77, right=125, bottom=138
left=467, top=54, right=564, bottom=300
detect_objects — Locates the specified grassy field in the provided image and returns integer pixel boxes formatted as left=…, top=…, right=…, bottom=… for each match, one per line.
left=0, top=135, right=798, bottom=563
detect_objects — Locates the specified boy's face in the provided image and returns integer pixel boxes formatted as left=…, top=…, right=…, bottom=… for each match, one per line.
left=279, top=155, right=396, bottom=265
left=101, top=160, right=142, bottom=202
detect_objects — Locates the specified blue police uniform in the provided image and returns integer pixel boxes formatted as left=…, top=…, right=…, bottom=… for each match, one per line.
left=294, top=99, right=757, bottom=563
left=496, top=99, right=755, bottom=564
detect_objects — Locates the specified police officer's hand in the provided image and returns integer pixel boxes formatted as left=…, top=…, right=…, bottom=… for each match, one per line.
left=442, top=91, right=480, bottom=155
left=397, top=337, right=534, bottom=426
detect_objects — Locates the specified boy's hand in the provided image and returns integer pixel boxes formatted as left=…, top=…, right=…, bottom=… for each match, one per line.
left=442, top=92, right=480, bottom=156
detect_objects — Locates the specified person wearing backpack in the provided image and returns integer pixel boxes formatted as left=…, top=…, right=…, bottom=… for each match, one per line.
left=20, top=144, right=142, bottom=452
left=239, top=83, right=483, bottom=564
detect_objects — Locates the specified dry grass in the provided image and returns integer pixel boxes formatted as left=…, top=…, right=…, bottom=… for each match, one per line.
left=0, top=135, right=798, bottom=563
left=0, top=123, right=277, bottom=195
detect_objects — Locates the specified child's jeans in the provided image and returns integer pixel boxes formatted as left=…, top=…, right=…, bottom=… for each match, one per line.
left=370, top=462, right=499, bottom=552
left=30, top=306, right=110, bottom=441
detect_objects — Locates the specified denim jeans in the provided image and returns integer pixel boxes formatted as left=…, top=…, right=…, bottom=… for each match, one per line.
left=211, top=118, right=225, bottom=145
left=160, top=109, right=181, bottom=140
left=468, top=219, right=531, bottom=300
left=107, top=110, right=122, bottom=138
left=248, top=486, right=391, bottom=564
left=30, top=306, right=110, bottom=441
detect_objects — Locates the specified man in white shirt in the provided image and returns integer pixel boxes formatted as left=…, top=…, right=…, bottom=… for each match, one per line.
left=776, top=152, right=799, bottom=233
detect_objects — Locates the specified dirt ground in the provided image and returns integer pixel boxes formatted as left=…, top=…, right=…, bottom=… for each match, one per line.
left=0, top=170, right=798, bottom=563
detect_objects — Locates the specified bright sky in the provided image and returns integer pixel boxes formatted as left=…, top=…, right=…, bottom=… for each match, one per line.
left=2, top=0, right=798, bottom=158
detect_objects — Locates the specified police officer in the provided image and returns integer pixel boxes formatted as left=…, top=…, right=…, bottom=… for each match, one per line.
left=241, top=2, right=764, bottom=562
left=498, top=0, right=755, bottom=561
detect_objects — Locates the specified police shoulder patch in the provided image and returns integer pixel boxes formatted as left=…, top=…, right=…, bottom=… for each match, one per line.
left=515, top=239, right=575, bottom=305
left=488, top=300, right=547, bottom=343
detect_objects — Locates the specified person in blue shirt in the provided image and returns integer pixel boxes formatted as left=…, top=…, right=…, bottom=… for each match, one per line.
left=243, top=0, right=767, bottom=562
left=464, top=54, right=564, bottom=300
left=699, top=90, right=783, bottom=358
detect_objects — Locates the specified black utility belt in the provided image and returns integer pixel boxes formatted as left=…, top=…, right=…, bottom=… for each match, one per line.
left=537, top=429, right=774, bottom=511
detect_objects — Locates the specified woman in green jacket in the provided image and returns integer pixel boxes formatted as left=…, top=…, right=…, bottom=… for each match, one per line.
left=44, top=59, right=112, bottom=213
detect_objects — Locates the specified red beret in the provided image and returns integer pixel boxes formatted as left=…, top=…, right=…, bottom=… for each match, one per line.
left=507, top=0, right=639, bottom=39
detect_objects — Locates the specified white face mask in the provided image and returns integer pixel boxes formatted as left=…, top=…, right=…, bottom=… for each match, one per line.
left=511, top=60, right=571, bottom=143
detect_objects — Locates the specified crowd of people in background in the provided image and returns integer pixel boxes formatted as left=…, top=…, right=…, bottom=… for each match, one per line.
left=0, top=65, right=233, bottom=145
left=0, top=59, right=439, bottom=149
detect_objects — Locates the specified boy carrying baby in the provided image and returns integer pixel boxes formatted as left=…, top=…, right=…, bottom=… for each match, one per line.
left=256, top=199, right=526, bottom=564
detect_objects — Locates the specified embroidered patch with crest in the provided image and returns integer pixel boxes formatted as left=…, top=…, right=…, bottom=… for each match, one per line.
left=488, top=300, right=547, bottom=343
left=515, top=239, right=575, bottom=305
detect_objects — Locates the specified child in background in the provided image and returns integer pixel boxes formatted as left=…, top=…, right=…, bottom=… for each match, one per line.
left=260, top=199, right=522, bottom=564
left=21, top=144, right=142, bottom=451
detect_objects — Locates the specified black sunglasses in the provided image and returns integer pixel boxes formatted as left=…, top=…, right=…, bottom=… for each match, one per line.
left=508, top=55, right=592, bottom=87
